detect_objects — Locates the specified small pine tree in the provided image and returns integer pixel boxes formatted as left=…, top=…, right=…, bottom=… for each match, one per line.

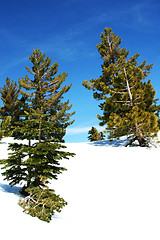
left=0, top=49, right=75, bottom=222
left=83, top=27, right=159, bottom=146
left=0, top=78, right=20, bottom=124
left=88, top=127, right=105, bottom=141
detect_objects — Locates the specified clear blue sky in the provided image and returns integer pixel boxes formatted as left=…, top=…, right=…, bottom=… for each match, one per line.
left=0, top=0, right=160, bottom=142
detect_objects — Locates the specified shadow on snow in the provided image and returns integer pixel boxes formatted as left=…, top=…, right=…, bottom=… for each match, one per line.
left=88, top=137, right=129, bottom=147
left=0, top=183, right=22, bottom=197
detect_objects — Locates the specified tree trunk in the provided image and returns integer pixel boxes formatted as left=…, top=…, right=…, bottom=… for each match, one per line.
left=124, top=67, right=133, bottom=107
left=137, top=135, right=148, bottom=147
left=125, top=136, right=149, bottom=147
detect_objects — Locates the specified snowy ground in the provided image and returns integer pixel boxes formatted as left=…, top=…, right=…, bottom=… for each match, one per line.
left=0, top=137, right=160, bottom=240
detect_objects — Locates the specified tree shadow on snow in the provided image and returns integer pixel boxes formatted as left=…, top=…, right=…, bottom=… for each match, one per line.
left=0, top=183, right=22, bottom=197
left=88, top=138, right=129, bottom=147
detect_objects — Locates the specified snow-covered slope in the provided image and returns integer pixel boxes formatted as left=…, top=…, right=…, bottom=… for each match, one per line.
left=0, top=138, right=160, bottom=240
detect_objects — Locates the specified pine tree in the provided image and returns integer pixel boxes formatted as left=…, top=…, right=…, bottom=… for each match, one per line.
left=83, top=27, right=159, bottom=146
left=19, top=49, right=75, bottom=142
left=0, top=78, right=28, bottom=138
left=0, top=78, right=20, bottom=124
left=0, top=49, right=75, bottom=222
left=88, top=127, right=105, bottom=141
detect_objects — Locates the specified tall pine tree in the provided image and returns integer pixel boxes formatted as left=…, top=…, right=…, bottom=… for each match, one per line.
left=83, top=27, right=159, bottom=146
left=0, top=49, right=75, bottom=222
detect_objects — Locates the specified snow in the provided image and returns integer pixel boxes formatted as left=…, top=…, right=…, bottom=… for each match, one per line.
left=0, top=137, right=160, bottom=240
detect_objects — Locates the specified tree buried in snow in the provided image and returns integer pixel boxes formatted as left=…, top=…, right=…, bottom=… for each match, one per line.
left=0, top=49, right=75, bottom=222
left=82, top=27, right=159, bottom=146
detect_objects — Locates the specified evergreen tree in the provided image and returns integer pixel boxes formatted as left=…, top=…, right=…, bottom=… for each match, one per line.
left=19, top=49, right=75, bottom=142
left=0, top=49, right=75, bottom=222
left=83, top=27, right=159, bottom=146
left=0, top=78, right=28, bottom=137
left=88, top=127, right=105, bottom=141
left=0, top=78, right=20, bottom=124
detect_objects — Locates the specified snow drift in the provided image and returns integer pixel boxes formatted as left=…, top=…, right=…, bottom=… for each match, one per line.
left=0, top=137, right=160, bottom=240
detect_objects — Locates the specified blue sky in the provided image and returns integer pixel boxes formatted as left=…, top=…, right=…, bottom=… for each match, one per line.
left=0, top=0, right=160, bottom=142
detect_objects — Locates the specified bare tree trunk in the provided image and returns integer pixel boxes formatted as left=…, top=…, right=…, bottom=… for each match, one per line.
left=123, top=68, right=148, bottom=147
left=39, top=119, right=42, bottom=143
left=124, top=67, right=133, bottom=107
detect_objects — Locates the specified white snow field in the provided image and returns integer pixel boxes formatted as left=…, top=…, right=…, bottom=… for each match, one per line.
left=0, top=137, right=160, bottom=240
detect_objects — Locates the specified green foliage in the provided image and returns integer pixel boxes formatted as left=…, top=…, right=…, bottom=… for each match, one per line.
left=0, top=142, right=27, bottom=186
left=0, top=78, right=20, bottom=123
left=19, top=186, right=67, bottom=223
left=0, top=78, right=29, bottom=138
left=88, top=127, right=105, bottom=141
left=19, top=49, right=75, bottom=141
left=83, top=27, right=159, bottom=146
left=0, top=49, right=75, bottom=222
left=107, top=106, right=158, bottom=139
left=0, top=116, right=12, bottom=140
left=1, top=140, right=74, bottom=188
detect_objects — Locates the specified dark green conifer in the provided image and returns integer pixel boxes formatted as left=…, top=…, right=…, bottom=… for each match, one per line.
left=88, top=127, right=105, bottom=141
left=0, top=49, right=75, bottom=222
left=0, top=78, right=20, bottom=124
left=0, top=78, right=28, bottom=138
left=83, top=27, right=159, bottom=146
